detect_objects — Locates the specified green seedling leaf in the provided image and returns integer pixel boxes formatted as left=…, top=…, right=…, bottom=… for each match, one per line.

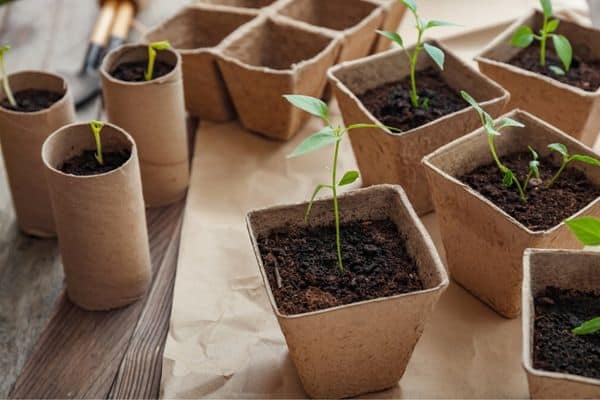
left=572, top=317, right=600, bottom=335
left=338, top=170, right=359, bottom=186
left=548, top=143, right=569, bottom=158
left=540, top=0, right=553, bottom=19
left=402, top=0, right=417, bottom=12
left=0, top=44, right=16, bottom=107
left=552, top=34, right=572, bottom=71
left=503, top=169, right=515, bottom=187
left=90, top=120, right=104, bottom=166
left=145, top=40, right=171, bottom=81
left=497, top=117, right=525, bottom=130
left=571, top=154, right=600, bottom=166
left=549, top=65, right=565, bottom=75
left=461, top=91, right=484, bottom=115
left=565, top=216, right=600, bottom=245
left=511, top=26, right=535, bottom=48
left=304, top=183, right=332, bottom=222
left=425, top=20, right=457, bottom=29
left=546, top=18, right=559, bottom=33
left=421, top=97, right=430, bottom=109
left=424, top=43, right=445, bottom=70
left=287, top=126, right=338, bottom=158
left=283, top=94, right=329, bottom=122
left=529, top=146, right=541, bottom=178
left=376, top=30, right=404, bottom=48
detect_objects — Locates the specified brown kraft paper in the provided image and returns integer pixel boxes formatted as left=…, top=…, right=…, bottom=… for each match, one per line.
left=0, top=71, right=76, bottom=238
left=100, top=44, right=190, bottom=207
left=42, top=122, right=151, bottom=311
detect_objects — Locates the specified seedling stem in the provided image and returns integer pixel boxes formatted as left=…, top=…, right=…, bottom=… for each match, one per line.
left=144, top=41, right=171, bottom=82
left=90, top=120, right=104, bottom=165
left=0, top=45, right=16, bottom=107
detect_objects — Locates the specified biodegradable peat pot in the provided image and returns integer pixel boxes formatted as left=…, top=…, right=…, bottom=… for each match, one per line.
left=100, top=44, right=190, bottom=207
left=42, top=122, right=151, bottom=311
left=329, top=41, right=510, bottom=215
left=523, top=249, right=600, bottom=399
left=0, top=71, right=76, bottom=237
left=218, top=17, right=341, bottom=140
left=246, top=185, right=449, bottom=398
left=423, top=110, right=600, bottom=318
left=369, top=0, right=408, bottom=53
left=275, top=0, right=385, bottom=62
left=477, top=10, right=600, bottom=147
left=144, top=6, right=256, bottom=121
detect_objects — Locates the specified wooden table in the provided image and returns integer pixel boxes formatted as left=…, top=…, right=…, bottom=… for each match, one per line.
left=0, top=1, right=191, bottom=397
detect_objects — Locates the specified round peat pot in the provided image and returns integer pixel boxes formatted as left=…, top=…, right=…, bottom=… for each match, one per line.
left=0, top=71, right=76, bottom=237
left=100, top=44, right=190, bottom=208
left=42, top=122, right=151, bottom=311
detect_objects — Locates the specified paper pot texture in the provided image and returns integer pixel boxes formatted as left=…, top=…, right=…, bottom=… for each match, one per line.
left=329, top=41, right=510, bottom=215
left=246, top=185, right=449, bottom=398
left=100, top=44, right=190, bottom=208
left=423, top=110, right=600, bottom=318
left=42, top=122, right=151, bottom=311
left=523, top=249, right=600, bottom=399
left=477, top=10, right=600, bottom=147
left=0, top=71, right=76, bottom=238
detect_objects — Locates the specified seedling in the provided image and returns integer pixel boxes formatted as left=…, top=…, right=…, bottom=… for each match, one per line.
left=144, top=40, right=171, bottom=81
left=524, top=146, right=541, bottom=191
left=90, top=120, right=104, bottom=165
left=547, top=143, right=600, bottom=188
left=284, top=95, right=386, bottom=271
left=377, top=0, right=455, bottom=108
left=0, top=44, right=16, bottom=107
left=511, top=0, right=572, bottom=75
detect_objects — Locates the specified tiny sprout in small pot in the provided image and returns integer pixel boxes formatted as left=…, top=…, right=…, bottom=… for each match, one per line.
left=0, top=44, right=16, bottom=107
left=90, top=120, right=104, bottom=165
left=145, top=40, right=171, bottom=81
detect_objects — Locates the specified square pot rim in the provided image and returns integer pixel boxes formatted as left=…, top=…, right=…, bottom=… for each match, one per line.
left=328, top=40, right=510, bottom=139
left=193, top=0, right=279, bottom=12
left=218, top=15, right=341, bottom=75
left=246, top=184, right=449, bottom=320
left=422, top=109, right=600, bottom=236
left=476, top=8, right=600, bottom=97
left=522, top=248, right=600, bottom=387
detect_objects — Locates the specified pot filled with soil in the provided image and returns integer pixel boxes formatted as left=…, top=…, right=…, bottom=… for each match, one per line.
left=523, top=249, right=600, bottom=399
left=423, top=109, right=600, bottom=318
left=144, top=5, right=256, bottom=121
left=477, top=9, right=600, bottom=146
left=247, top=185, right=449, bottom=398
left=100, top=43, right=189, bottom=207
left=0, top=70, right=76, bottom=237
left=42, top=121, right=151, bottom=311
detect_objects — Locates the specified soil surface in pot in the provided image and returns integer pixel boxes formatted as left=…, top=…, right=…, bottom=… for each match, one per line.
left=258, top=219, right=424, bottom=315
left=508, top=45, right=600, bottom=92
left=1, top=89, right=64, bottom=112
left=60, top=150, right=131, bottom=175
left=358, top=67, right=465, bottom=132
left=533, top=286, right=600, bottom=380
left=460, top=151, right=600, bottom=231
left=111, top=61, right=174, bottom=82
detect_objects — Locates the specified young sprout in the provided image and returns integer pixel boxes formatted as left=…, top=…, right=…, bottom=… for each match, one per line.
left=511, top=0, right=572, bottom=75
left=284, top=95, right=385, bottom=272
left=90, top=120, right=104, bottom=165
left=377, top=0, right=455, bottom=108
left=0, top=44, right=16, bottom=107
left=547, top=143, right=600, bottom=188
left=524, top=146, right=541, bottom=191
left=461, top=91, right=528, bottom=202
left=144, top=40, right=171, bottom=82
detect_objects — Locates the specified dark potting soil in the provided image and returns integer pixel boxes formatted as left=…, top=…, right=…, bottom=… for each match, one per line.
left=0, top=89, right=63, bottom=112
left=533, top=286, right=600, bottom=380
left=59, top=150, right=131, bottom=176
left=257, top=219, right=424, bottom=315
left=508, top=45, right=600, bottom=92
left=110, top=61, right=174, bottom=82
left=358, top=67, right=466, bottom=132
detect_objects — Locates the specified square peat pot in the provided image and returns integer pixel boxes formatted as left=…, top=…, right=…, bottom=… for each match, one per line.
left=369, top=0, right=408, bottom=53
left=246, top=185, right=448, bottom=398
left=144, top=6, right=256, bottom=121
left=329, top=41, right=510, bottom=215
left=423, top=110, right=600, bottom=318
left=523, top=249, right=600, bottom=399
left=275, top=0, right=385, bottom=62
left=218, top=17, right=341, bottom=140
left=476, top=9, right=600, bottom=146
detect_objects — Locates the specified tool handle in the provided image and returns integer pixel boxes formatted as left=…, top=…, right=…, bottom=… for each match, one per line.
left=82, top=0, right=118, bottom=72
left=106, top=0, right=135, bottom=53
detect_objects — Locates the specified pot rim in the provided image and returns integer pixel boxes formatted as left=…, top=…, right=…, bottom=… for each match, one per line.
left=246, top=184, right=449, bottom=320
left=522, top=248, right=600, bottom=387
left=476, top=8, right=600, bottom=97
left=327, top=40, right=510, bottom=138
left=422, top=109, right=600, bottom=236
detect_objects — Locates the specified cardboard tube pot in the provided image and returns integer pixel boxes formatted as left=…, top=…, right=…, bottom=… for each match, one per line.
left=218, top=16, right=341, bottom=140
left=145, top=6, right=256, bottom=121
left=477, top=10, right=600, bottom=147
left=42, top=122, right=151, bottom=311
left=246, top=185, right=448, bottom=398
left=0, top=71, right=76, bottom=237
left=329, top=41, right=509, bottom=215
left=369, top=0, right=408, bottom=53
left=523, top=249, right=600, bottom=399
left=422, top=110, right=600, bottom=318
left=100, top=44, right=190, bottom=207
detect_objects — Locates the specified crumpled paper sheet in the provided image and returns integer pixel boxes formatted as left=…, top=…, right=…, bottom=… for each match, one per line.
left=161, top=2, right=591, bottom=398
